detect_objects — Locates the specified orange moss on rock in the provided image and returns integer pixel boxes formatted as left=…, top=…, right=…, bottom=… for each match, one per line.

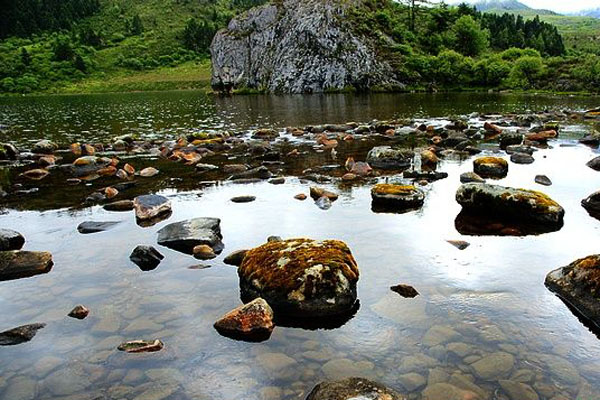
left=473, top=157, right=508, bottom=168
left=371, top=184, right=418, bottom=196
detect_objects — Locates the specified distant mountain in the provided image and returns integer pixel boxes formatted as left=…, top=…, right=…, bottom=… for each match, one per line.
left=468, top=0, right=557, bottom=15
left=575, top=8, right=600, bottom=18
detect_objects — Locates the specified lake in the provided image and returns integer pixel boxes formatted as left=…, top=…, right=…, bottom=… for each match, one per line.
left=1, top=91, right=599, bottom=400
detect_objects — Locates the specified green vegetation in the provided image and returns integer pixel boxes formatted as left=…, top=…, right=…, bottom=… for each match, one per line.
left=0, top=0, right=598, bottom=94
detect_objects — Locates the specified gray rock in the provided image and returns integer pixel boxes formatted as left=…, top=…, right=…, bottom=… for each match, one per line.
left=535, top=175, right=552, bottom=186
left=210, top=0, right=403, bottom=93
left=130, top=245, right=164, bottom=271
left=133, top=195, right=172, bottom=220
left=398, top=372, right=426, bottom=391
left=366, top=146, right=412, bottom=170
left=460, top=172, right=485, bottom=184
left=587, top=156, right=600, bottom=171
left=422, top=383, right=479, bottom=400
left=230, top=166, right=272, bottom=180
left=0, top=251, right=53, bottom=281
left=315, top=196, right=332, bottom=210
left=0, top=323, right=46, bottom=346
left=103, top=200, right=135, bottom=211
left=306, top=378, right=404, bottom=400
left=506, top=144, right=536, bottom=155
left=157, top=218, right=223, bottom=255
left=231, top=195, right=256, bottom=203
left=32, top=140, right=58, bottom=154
left=499, top=133, right=523, bottom=149
left=471, top=352, right=514, bottom=380
left=0, top=229, right=25, bottom=251
left=510, top=152, right=534, bottom=164
left=499, top=380, right=539, bottom=400
left=77, top=221, right=121, bottom=234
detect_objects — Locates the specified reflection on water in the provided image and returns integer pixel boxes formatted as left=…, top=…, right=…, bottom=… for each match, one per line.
left=0, top=93, right=600, bottom=399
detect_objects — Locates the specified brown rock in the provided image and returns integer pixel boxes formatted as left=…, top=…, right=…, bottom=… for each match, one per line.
left=117, top=339, right=164, bottom=353
left=213, top=298, right=274, bottom=342
left=294, top=193, right=307, bottom=200
left=105, top=187, right=119, bottom=199
left=123, top=163, right=135, bottom=175
left=0, top=251, right=53, bottom=281
left=310, top=187, right=338, bottom=201
left=68, top=305, right=90, bottom=320
left=140, top=167, right=159, bottom=177
left=21, top=169, right=49, bottom=180
left=390, top=284, right=419, bottom=298
left=193, top=244, right=216, bottom=260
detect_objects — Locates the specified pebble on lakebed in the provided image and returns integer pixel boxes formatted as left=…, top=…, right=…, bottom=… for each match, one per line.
left=117, top=339, right=164, bottom=353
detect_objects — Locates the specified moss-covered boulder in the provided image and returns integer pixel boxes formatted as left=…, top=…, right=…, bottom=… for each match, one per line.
left=473, top=157, right=508, bottom=179
left=366, top=146, right=412, bottom=170
left=306, top=378, right=404, bottom=400
left=371, top=184, right=425, bottom=212
left=545, top=255, right=600, bottom=330
left=238, top=239, right=359, bottom=317
left=455, top=183, right=564, bottom=235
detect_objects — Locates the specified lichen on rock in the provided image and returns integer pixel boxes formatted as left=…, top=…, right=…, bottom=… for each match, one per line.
left=371, top=184, right=425, bottom=212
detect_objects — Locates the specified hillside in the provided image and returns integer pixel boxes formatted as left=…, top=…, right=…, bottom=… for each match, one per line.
left=471, top=0, right=531, bottom=12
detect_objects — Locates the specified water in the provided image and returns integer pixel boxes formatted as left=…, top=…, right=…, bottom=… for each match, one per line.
left=1, top=91, right=600, bottom=400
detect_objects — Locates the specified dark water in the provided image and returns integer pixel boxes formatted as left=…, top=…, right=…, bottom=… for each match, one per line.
left=1, top=92, right=600, bottom=400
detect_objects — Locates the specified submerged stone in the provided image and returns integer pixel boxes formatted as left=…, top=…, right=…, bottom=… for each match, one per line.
left=133, top=194, right=172, bottom=221
left=68, top=305, right=90, bottom=320
left=390, top=284, right=419, bottom=298
left=157, top=218, right=223, bottom=255
left=0, top=323, right=46, bottom=346
left=366, top=146, right=412, bottom=170
left=545, top=255, right=600, bottom=331
left=0, top=251, right=53, bottom=281
left=213, top=298, right=274, bottom=342
left=117, top=339, right=164, bottom=353
left=371, top=184, right=425, bottom=212
left=77, top=221, right=121, bottom=234
left=130, top=245, right=164, bottom=271
left=315, top=196, right=332, bottom=210
left=230, top=166, right=272, bottom=180
left=238, top=238, right=359, bottom=317
left=473, top=157, right=508, bottom=178
left=306, top=378, right=404, bottom=400
left=0, top=229, right=25, bottom=251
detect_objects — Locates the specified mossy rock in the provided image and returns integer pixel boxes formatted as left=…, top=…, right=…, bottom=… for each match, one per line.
left=238, top=238, right=359, bottom=317
left=473, top=156, right=508, bottom=179
left=371, top=184, right=425, bottom=212
left=546, top=255, right=600, bottom=331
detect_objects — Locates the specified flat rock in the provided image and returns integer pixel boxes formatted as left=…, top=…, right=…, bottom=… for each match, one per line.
left=447, top=240, right=470, bottom=250
left=230, top=166, right=272, bottom=180
left=535, top=175, right=552, bottom=186
left=213, top=298, right=274, bottom=342
left=306, top=378, right=405, bottom=400
left=499, top=380, right=539, bottom=400
left=77, top=221, right=121, bottom=234
left=32, top=140, right=58, bottom=154
left=130, top=245, right=164, bottom=271
left=157, top=218, right=223, bottom=255
left=0, top=323, right=46, bottom=346
left=238, top=238, right=359, bottom=317
left=0, top=251, right=53, bottom=281
left=510, top=152, right=534, bottom=164
left=460, top=172, right=485, bottom=183
left=473, top=156, right=508, bottom=178
left=371, top=184, right=424, bottom=212
left=366, top=146, right=412, bottom=170
left=471, top=352, right=514, bottom=380
left=103, top=200, right=135, bottom=211
left=231, top=195, right=256, bottom=203
left=133, top=195, right=172, bottom=221
left=117, top=339, right=164, bottom=353
left=0, top=229, right=25, bottom=251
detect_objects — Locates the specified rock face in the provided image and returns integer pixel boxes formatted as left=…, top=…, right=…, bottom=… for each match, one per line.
left=157, top=218, right=223, bottom=254
left=0, top=251, right=53, bottom=281
left=238, top=239, right=359, bottom=317
left=0, top=229, right=25, bottom=251
left=213, top=298, right=275, bottom=342
left=545, top=255, right=600, bottom=330
left=0, top=323, right=46, bottom=346
left=306, top=378, right=405, bottom=400
left=210, top=0, right=402, bottom=93
left=371, top=184, right=425, bottom=212
left=366, top=146, right=412, bottom=170
left=455, top=183, right=564, bottom=235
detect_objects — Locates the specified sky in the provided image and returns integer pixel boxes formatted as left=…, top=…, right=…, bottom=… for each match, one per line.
left=445, top=0, right=600, bottom=13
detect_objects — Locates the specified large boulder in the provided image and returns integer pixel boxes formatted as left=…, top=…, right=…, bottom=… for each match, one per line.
left=306, top=378, right=404, bottom=400
left=0, top=251, right=53, bottom=281
left=455, top=183, right=564, bottom=235
left=545, top=255, right=600, bottom=330
left=366, top=146, right=412, bottom=170
left=238, top=238, right=359, bottom=317
left=157, top=218, right=223, bottom=254
left=210, top=0, right=403, bottom=93
left=473, top=157, right=508, bottom=178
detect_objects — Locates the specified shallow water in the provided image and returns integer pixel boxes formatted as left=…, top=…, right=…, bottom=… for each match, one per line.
left=1, top=92, right=600, bottom=400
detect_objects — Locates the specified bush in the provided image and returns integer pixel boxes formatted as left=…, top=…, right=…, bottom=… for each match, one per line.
left=451, top=15, right=489, bottom=57
left=506, top=55, right=544, bottom=88
left=433, top=50, right=474, bottom=85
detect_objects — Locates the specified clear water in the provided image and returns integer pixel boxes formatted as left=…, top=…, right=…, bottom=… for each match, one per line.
left=0, top=92, right=600, bottom=400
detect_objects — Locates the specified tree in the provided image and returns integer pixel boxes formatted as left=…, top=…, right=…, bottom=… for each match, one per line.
left=53, top=37, right=75, bottom=61
left=182, top=18, right=217, bottom=53
left=130, top=15, right=144, bottom=36
left=20, top=48, right=31, bottom=66
left=451, top=15, right=489, bottom=57
left=402, top=0, right=432, bottom=32
left=74, top=54, right=87, bottom=72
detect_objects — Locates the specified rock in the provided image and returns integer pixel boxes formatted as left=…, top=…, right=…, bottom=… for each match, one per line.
left=371, top=184, right=425, bottom=212
left=133, top=195, right=172, bottom=221
left=510, top=152, right=534, bottom=164
left=0, top=251, right=53, bottom=281
left=71, top=156, right=111, bottom=177
left=230, top=166, right=272, bottom=180
left=310, top=187, right=338, bottom=201
left=294, top=193, right=307, bottom=200
left=398, top=372, right=426, bottom=391
left=460, top=172, right=485, bottom=184
left=195, top=163, right=219, bottom=173
left=471, top=352, right=514, bottom=380
left=499, top=380, right=539, bottom=400
left=545, top=255, right=600, bottom=330
left=223, top=164, right=248, bottom=174
left=390, top=284, right=419, bottom=298
left=238, top=238, right=359, bottom=317
left=483, top=122, right=503, bottom=136
left=267, top=235, right=282, bottom=242
left=32, top=140, right=58, bottom=154
left=423, top=325, right=460, bottom=347
left=105, top=187, right=119, bottom=199
left=0, top=323, right=46, bottom=346
left=124, top=163, right=135, bottom=174
left=423, top=383, right=480, bottom=400
left=447, top=240, right=470, bottom=250
left=315, top=196, right=332, bottom=210
left=140, top=167, right=159, bottom=177
left=473, top=157, right=508, bottom=178
left=77, top=221, right=121, bottom=234
left=306, top=378, right=404, bottom=400
left=587, top=156, right=600, bottom=171
left=0, top=143, right=19, bottom=160
left=535, top=175, right=552, bottom=186
left=505, top=144, right=535, bottom=155
left=224, top=250, right=248, bottom=266
left=21, top=168, right=49, bottom=180
left=366, top=146, right=412, bottom=170
left=210, top=0, right=403, bottom=93
left=420, top=150, right=439, bottom=166
left=526, top=130, right=557, bottom=142
left=252, top=129, right=279, bottom=140
left=157, top=218, right=223, bottom=254
left=193, top=245, right=217, bottom=260
left=0, top=229, right=25, bottom=251
left=231, top=195, right=256, bottom=203
left=117, top=339, right=164, bottom=353
left=104, top=200, right=135, bottom=212
left=403, top=170, right=448, bottom=181
left=499, top=133, right=523, bottom=148
left=213, top=298, right=274, bottom=342
left=579, top=131, right=600, bottom=146
left=455, top=183, right=565, bottom=233
left=68, top=305, right=90, bottom=320
left=269, top=177, right=285, bottom=185
left=349, top=161, right=372, bottom=176
left=130, top=246, right=164, bottom=271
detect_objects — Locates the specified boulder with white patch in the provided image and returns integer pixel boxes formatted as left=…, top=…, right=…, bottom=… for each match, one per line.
left=238, top=238, right=359, bottom=317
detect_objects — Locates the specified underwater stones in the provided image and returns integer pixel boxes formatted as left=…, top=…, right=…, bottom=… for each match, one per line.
left=471, top=352, right=514, bottom=380
left=0, top=251, right=53, bottom=281
left=238, top=238, right=359, bottom=317
left=213, top=298, right=274, bottom=342
left=77, top=221, right=121, bottom=234
left=473, top=157, right=508, bottom=178
left=230, top=166, right=272, bottom=180
left=587, top=156, right=600, bottom=171
left=510, top=152, right=534, bottom=164
left=117, top=339, right=164, bottom=353
left=398, top=373, right=426, bottom=391
left=422, top=383, right=480, bottom=400
left=499, top=380, right=539, bottom=400
left=103, top=200, right=134, bottom=212
left=535, top=175, right=552, bottom=186
left=157, top=217, right=223, bottom=255
left=68, top=305, right=90, bottom=320
left=0, top=229, right=25, bottom=251
left=390, top=284, right=419, bottom=298
left=371, top=184, right=425, bottom=212
left=455, top=183, right=564, bottom=235
left=133, top=194, right=171, bottom=221
left=224, top=249, right=248, bottom=266
left=130, top=245, right=164, bottom=271
left=460, top=172, right=485, bottom=184
left=306, top=378, right=404, bottom=400
left=545, top=255, right=600, bottom=331
left=0, top=323, right=46, bottom=346
left=231, top=195, right=256, bottom=203
left=366, top=146, right=412, bottom=170
left=32, top=140, right=58, bottom=154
